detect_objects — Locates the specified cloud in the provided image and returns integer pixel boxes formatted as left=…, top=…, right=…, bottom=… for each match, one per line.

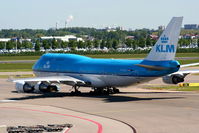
left=66, top=15, right=74, bottom=23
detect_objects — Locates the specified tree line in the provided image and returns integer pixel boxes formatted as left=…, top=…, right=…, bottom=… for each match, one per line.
left=0, top=37, right=158, bottom=51
left=0, top=37, right=199, bottom=52
left=0, top=28, right=154, bottom=40
left=0, top=28, right=199, bottom=52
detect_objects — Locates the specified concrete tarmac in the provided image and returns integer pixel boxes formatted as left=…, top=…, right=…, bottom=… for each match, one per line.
left=0, top=71, right=199, bottom=133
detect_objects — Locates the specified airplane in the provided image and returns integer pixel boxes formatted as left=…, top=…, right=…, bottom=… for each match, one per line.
left=11, top=17, right=199, bottom=94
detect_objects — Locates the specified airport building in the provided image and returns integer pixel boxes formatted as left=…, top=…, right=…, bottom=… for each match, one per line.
left=0, top=38, right=11, bottom=42
left=41, top=35, right=84, bottom=42
left=105, top=26, right=124, bottom=32
left=0, top=38, right=31, bottom=43
left=184, top=24, right=199, bottom=29
left=125, top=36, right=135, bottom=40
left=158, top=25, right=165, bottom=30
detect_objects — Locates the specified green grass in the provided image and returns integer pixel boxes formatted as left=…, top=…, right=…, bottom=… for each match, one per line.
left=0, top=53, right=198, bottom=60
left=0, top=54, right=145, bottom=60
left=0, top=53, right=198, bottom=72
left=176, top=53, right=199, bottom=57
left=0, top=74, right=34, bottom=79
left=178, top=59, right=199, bottom=65
left=0, top=59, right=198, bottom=72
left=0, top=63, right=33, bottom=72
left=0, top=56, right=40, bottom=61
left=149, top=86, right=199, bottom=91
left=88, top=53, right=199, bottom=59
left=87, top=54, right=147, bottom=59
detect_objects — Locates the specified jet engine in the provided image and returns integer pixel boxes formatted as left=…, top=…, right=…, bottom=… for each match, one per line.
left=15, top=82, right=34, bottom=93
left=15, top=82, right=60, bottom=93
left=162, top=74, right=185, bottom=84
left=34, top=82, right=60, bottom=93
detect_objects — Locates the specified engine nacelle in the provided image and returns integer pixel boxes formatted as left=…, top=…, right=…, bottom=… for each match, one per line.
left=15, top=82, right=60, bottom=93
left=162, top=74, right=185, bottom=84
left=15, top=82, right=25, bottom=92
left=15, top=82, right=34, bottom=93
left=34, top=82, right=60, bottom=93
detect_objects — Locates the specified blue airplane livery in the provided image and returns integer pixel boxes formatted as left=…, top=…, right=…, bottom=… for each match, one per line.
left=156, top=44, right=175, bottom=53
left=156, top=35, right=175, bottom=53
left=11, top=17, right=199, bottom=94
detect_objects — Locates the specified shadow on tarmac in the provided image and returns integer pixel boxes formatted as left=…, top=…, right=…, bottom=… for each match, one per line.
left=8, top=91, right=184, bottom=103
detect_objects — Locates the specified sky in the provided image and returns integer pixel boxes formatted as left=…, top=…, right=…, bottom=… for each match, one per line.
left=0, top=0, right=198, bottom=30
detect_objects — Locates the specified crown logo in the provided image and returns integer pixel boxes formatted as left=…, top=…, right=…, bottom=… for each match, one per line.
left=161, top=35, right=169, bottom=43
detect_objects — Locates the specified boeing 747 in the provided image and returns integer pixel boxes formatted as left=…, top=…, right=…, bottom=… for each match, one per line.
left=11, top=17, right=199, bottom=94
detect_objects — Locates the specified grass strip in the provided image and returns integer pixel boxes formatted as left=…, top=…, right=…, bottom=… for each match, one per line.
left=0, top=53, right=198, bottom=60
left=0, top=63, right=34, bottom=72
left=148, top=86, right=199, bottom=91
left=0, top=59, right=198, bottom=72
left=0, top=74, right=34, bottom=79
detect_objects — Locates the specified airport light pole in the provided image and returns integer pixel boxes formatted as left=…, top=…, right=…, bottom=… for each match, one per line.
left=4, top=42, right=6, bottom=50
left=16, top=39, right=17, bottom=53
left=65, top=21, right=67, bottom=29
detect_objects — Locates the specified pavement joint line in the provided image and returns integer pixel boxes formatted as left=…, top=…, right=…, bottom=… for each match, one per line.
left=51, top=105, right=137, bottom=133
left=0, top=106, right=103, bottom=133
left=93, top=109, right=138, bottom=114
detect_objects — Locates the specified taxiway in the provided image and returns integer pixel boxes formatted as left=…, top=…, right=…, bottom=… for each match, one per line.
left=0, top=71, right=199, bottom=133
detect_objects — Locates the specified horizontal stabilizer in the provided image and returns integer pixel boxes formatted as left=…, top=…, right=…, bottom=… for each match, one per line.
left=173, top=70, right=199, bottom=75
left=180, top=62, right=199, bottom=68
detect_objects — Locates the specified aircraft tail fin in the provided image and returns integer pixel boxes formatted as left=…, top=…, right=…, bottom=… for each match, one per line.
left=145, top=17, right=183, bottom=61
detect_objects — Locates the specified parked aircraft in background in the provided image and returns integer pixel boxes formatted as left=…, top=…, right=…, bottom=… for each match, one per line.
left=11, top=17, right=199, bottom=94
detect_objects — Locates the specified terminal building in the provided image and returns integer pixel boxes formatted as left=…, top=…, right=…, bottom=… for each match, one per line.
left=41, top=35, right=84, bottom=42
left=184, top=24, right=199, bottom=30
left=0, top=38, right=31, bottom=43
left=0, top=38, right=11, bottom=42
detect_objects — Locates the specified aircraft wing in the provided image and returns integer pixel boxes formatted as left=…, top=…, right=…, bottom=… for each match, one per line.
left=162, top=69, right=199, bottom=84
left=9, top=76, right=85, bottom=85
left=180, top=62, right=199, bottom=68
left=176, top=62, right=199, bottom=75
left=174, top=70, right=199, bottom=75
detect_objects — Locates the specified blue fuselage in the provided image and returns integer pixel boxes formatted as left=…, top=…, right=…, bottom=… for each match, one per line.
left=32, top=53, right=180, bottom=87
left=33, top=53, right=179, bottom=77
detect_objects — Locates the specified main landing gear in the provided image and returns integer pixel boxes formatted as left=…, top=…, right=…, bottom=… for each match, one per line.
left=70, top=86, right=81, bottom=95
left=90, top=87, right=120, bottom=95
left=70, top=86, right=120, bottom=95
